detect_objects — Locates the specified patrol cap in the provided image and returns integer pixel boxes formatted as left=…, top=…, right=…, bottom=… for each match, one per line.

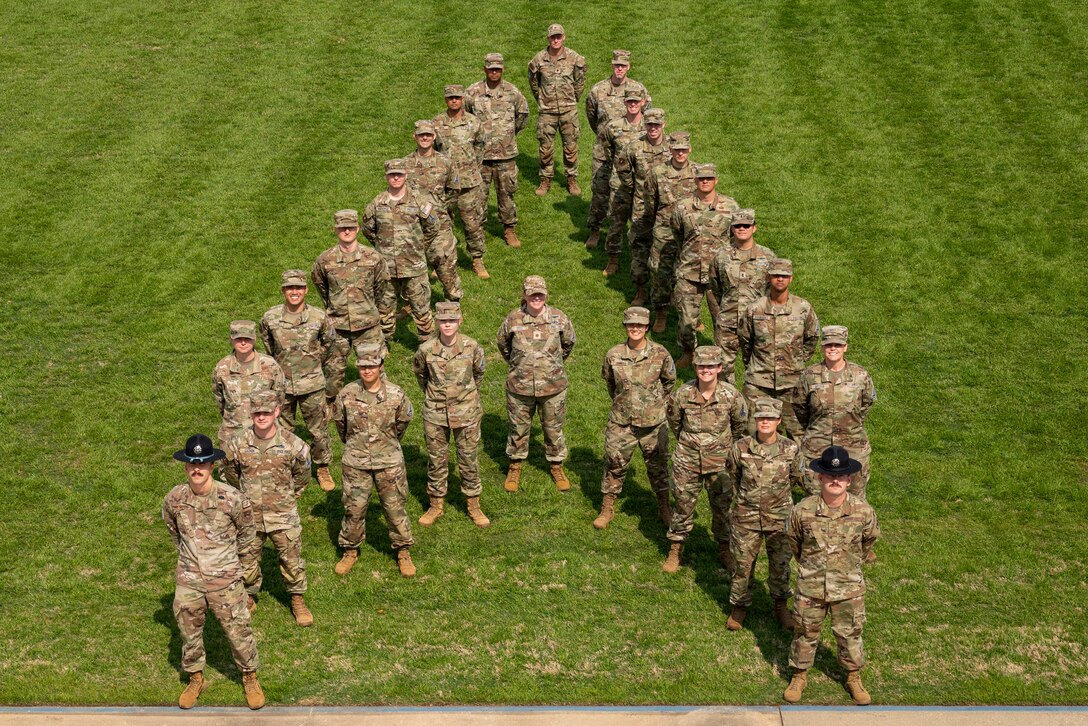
left=249, top=390, right=281, bottom=414
left=414, top=119, right=436, bottom=136
left=334, top=209, right=359, bottom=228
left=822, top=325, right=849, bottom=346
left=281, top=269, right=307, bottom=288
left=732, top=208, right=756, bottom=226
left=623, top=306, right=650, bottom=325
left=694, top=163, right=718, bottom=179
left=752, top=397, right=783, bottom=419
left=624, top=87, right=647, bottom=102
left=668, top=131, right=691, bottom=150
left=173, top=433, right=225, bottom=464
left=444, top=84, right=465, bottom=98
left=384, top=158, right=408, bottom=175
left=810, top=445, right=862, bottom=476
left=547, top=23, right=565, bottom=37
left=768, top=258, right=794, bottom=276
left=611, top=49, right=631, bottom=65
left=435, top=301, right=462, bottom=321
left=693, top=345, right=722, bottom=366
left=230, top=320, right=257, bottom=340
left=644, top=108, right=665, bottom=125
left=356, top=343, right=385, bottom=367
left=523, top=275, right=548, bottom=296
left=484, top=53, right=505, bottom=69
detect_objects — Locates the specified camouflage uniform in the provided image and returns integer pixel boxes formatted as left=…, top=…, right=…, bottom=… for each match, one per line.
left=432, top=89, right=487, bottom=261
left=211, top=322, right=286, bottom=445
left=646, top=136, right=696, bottom=311
left=665, top=348, right=748, bottom=545
left=619, top=110, right=670, bottom=287
left=163, top=479, right=260, bottom=673
left=528, top=36, right=587, bottom=181
left=404, top=137, right=463, bottom=301
left=465, top=56, right=530, bottom=229
left=787, top=492, right=880, bottom=673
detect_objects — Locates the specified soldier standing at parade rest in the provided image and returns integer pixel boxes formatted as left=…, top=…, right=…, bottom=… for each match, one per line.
left=594, top=306, right=676, bottom=529
left=413, top=301, right=491, bottom=529
left=496, top=275, right=576, bottom=492
left=645, top=132, right=696, bottom=334
left=222, top=390, right=314, bottom=627
left=465, top=53, right=530, bottom=250
left=260, top=269, right=338, bottom=491
left=211, top=320, right=285, bottom=446
left=619, top=106, right=670, bottom=302
left=783, top=446, right=880, bottom=706
left=162, top=434, right=264, bottom=710
left=310, top=208, right=396, bottom=401
left=662, top=345, right=747, bottom=573
left=528, top=23, right=586, bottom=196
left=596, top=87, right=647, bottom=278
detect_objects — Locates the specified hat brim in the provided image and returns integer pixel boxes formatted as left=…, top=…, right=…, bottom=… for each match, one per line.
left=173, top=448, right=225, bottom=464
left=809, top=459, right=862, bottom=475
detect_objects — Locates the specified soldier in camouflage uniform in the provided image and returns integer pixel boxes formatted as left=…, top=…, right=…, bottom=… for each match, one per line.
left=595, top=88, right=646, bottom=277
left=163, top=433, right=264, bottom=710
left=619, top=107, right=670, bottom=302
left=646, top=132, right=696, bottom=334
left=404, top=119, right=468, bottom=291
left=260, top=269, right=337, bottom=491
left=310, top=208, right=397, bottom=401
left=361, top=159, right=441, bottom=342
left=222, top=391, right=313, bottom=627
left=739, top=258, right=820, bottom=440
left=332, top=343, right=417, bottom=578
left=594, top=306, right=676, bottom=530
left=724, top=398, right=802, bottom=633
left=783, top=446, right=880, bottom=706
left=465, top=53, right=530, bottom=249
left=528, top=23, right=586, bottom=196
left=709, top=209, right=776, bottom=386
left=212, top=320, right=285, bottom=446
left=496, top=275, right=576, bottom=492
left=794, top=326, right=876, bottom=499
left=662, top=346, right=748, bottom=573
left=670, top=164, right=739, bottom=369
left=432, top=85, right=489, bottom=279
left=413, top=302, right=490, bottom=529
left=584, top=50, right=649, bottom=246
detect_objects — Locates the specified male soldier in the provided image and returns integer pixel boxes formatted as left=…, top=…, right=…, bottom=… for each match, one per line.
left=662, top=346, right=747, bottom=573
left=596, top=88, right=647, bottom=277
left=432, top=85, right=488, bottom=279
left=496, top=275, right=576, bottom=492
left=413, top=302, right=490, bottom=529
left=465, top=53, right=530, bottom=249
left=403, top=119, right=468, bottom=290
left=585, top=50, right=649, bottom=247
left=331, top=343, right=417, bottom=577
left=528, top=23, right=587, bottom=196
left=670, top=164, right=739, bottom=369
left=362, top=159, right=441, bottom=342
left=162, top=433, right=264, bottom=710
left=784, top=446, right=880, bottom=706
left=619, top=107, right=670, bottom=302
left=645, top=132, right=696, bottom=334
left=739, top=258, right=820, bottom=439
left=223, top=391, right=313, bottom=627
left=594, top=306, right=675, bottom=529
left=260, top=269, right=337, bottom=491
left=212, top=320, right=285, bottom=446
left=725, top=398, right=802, bottom=633
left=709, top=209, right=776, bottom=386
left=310, top=208, right=397, bottom=401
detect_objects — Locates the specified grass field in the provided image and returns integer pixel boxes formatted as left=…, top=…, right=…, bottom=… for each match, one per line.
left=1, top=0, right=1087, bottom=707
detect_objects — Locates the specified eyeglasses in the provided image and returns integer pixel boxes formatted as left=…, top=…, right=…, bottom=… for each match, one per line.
left=732, top=224, right=753, bottom=230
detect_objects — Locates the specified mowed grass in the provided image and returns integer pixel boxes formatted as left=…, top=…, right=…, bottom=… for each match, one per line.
left=0, top=0, right=1086, bottom=706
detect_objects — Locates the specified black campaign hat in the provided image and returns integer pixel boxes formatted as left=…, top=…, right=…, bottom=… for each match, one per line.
left=173, top=433, right=225, bottom=464
left=809, top=445, right=862, bottom=476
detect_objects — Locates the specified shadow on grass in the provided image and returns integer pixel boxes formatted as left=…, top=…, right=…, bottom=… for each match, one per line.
left=154, top=591, right=244, bottom=684
left=255, top=540, right=291, bottom=612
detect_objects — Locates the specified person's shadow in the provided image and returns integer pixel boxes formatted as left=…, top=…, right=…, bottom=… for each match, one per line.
left=154, top=591, right=244, bottom=684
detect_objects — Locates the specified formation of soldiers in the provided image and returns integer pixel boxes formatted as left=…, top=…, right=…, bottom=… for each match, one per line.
left=164, top=24, right=881, bottom=710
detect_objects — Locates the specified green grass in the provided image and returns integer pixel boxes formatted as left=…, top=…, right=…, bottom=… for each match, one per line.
left=1, top=0, right=1087, bottom=707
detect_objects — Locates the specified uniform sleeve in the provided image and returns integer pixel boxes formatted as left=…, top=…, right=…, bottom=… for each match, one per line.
left=473, top=120, right=486, bottom=165
left=726, top=443, right=742, bottom=488
left=600, top=125, right=615, bottom=164
left=394, top=391, right=413, bottom=441
left=573, top=55, right=587, bottom=98
left=412, top=347, right=429, bottom=392
left=730, top=391, right=748, bottom=443
left=862, top=505, right=881, bottom=556
left=291, top=441, right=311, bottom=496
left=670, top=205, right=685, bottom=251
left=374, top=257, right=396, bottom=341
left=618, top=145, right=636, bottom=191
left=859, top=368, right=877, bottom=420
left=802, top=303, right=820, bottom=363
left=601, top=352, right=616, bottom=400
left=708, top=253, right=723, bottom=304
left=271, top=360, right=286, bottom=396
left=792, top=377, right=811, bottom=431
left=211, top=367, right=225, bottom=416
left=660, top=350, right=677, bottom=396
left=361, top=202, right=378, bottom=243
left=738, top=307, right=755, bottom=364
left=496, top=314, right=513, bottom=362
left=418, top=196, right=440, bottom=248
left=258, top=314, right=275, bottom=356
left=585, top=91, right=599, bottom=134
left=221, top=439, right=241, bottom=488
left=560, top=313, right=576, bottom=359
left=786, top=507, right=804, bottom=560
left=320, top=315, right=337, bottom=364
left=333, top=391, right=348, bottom=443
left=514, top=90, right=530, bottom=134
left=527, top=57, right=540, bottom=101
left=789, top=446, right=805, bottom=489
left=472, top=341, right=486, bottom=388
left=666, top=387, right=683, bottom=436
left=233, top=494, right=261, bottom=581
left=162, top=496, right=179, bottom=549
left=310, top=256, right=330, bottom=307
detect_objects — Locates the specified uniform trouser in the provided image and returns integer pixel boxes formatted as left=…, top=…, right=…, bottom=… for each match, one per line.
left=505, top=389, right=568, bottom=462
left=629, top=214, right=654, bottom=286
left=789, top=595, right=866, bottom=672
left=448, top=186, right=486, bottom=259
left=424, top=418, right=483, bottom=498
left=173, top=580, right=258, bottom=673
left=801, top=444, right=871, bottom=499
left=649, top=221, right=679, bottom=309
left=537, top=109, right=579, bottom=179
left=391, top=275, right=435, bottom=338
left=480, top=158, right=519, bottom=228
left=604, top=185, right=633, bottom=256
left=586, top=155, right=611, bottom=229
left=245, top=526, right=307, bottom=595
left=729, top=516, right=792, bottom=607
left=339, top=463, right=413, bottom=550
left=601, top=420, right=670, bottom=496
left=712, top=324, right=741, bottom=387
left=326, top=326, right=385, bottom=400
left=743, top=382, right=803, bottom=440
left=427, top=226, right=463, bottom=301
left=666, top=464, right=732, bottom=544
left=674, top=278, right=711, bottom=353
left=279, top=388, right=331, bottom=466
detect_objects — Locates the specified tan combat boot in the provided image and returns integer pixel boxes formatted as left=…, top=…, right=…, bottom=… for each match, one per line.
left=290, top=594, right=313, bottom=627
left=246, top=594, right=257, bottom=614
left=656, top=491, right=672, bottom=525
left=662, top=542, right=683, bottom=572
left=602, top=255, right=619, bottom=277
left=773, top=598, right=796, bottom=632
left=593, top=493, right=617, bottom=529
left=783, top=670, right=807, bottom=703
left=675, top=351, right=692, bottom=369
left=631, top=286, right=647, bottom=307
left=178, top=671, right=207, bottom=709
left=396, top=304, right=410, bottom=321
left=865, top=549, right=878, bottom=564
left=567, top=177, right=581, bottom=196
left=504, top=461, right=522, bottom=492
left=316, top=466, right=335, bottom=492
left=418, top=496, right=444, bottom=526
left=585, top=229, right=600, bottom=249
left=466, top=496, right=491, bottom=528
left=726, top=606, right=747, bottom=631
left=846, top=670, right=872, bottom=705
left=471, top=258, right=490, bottom=279
left=397, top=548, right=417, bottom=577
left=504, top=226, right=521, bottom=248
left=334, top=548, right=358, bottom=575
left=535, top=178, right=551, bottom=196
left=550, top=463, right=571, bottom=491
left=242, top=671, right=265, bottom=710
left=652, top=308, right=668, bottom=334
